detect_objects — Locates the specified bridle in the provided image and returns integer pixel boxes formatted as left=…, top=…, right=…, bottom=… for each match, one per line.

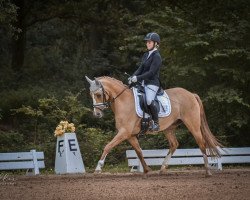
left=92, top=83, right=128, bottom=111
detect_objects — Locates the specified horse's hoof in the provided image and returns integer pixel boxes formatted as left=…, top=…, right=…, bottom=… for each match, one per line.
left=94, top=170, right=102, bottom=174
left=159, top=168, right=168, bottom=175
left=205, top=171, right=212, bottom=177
left=145, top=167, right=152, bottom=173
left=142, top=173, right=148, bottom=179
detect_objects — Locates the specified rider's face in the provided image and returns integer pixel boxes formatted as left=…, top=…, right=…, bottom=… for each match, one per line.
left=146, top=40, right=154, bottom=50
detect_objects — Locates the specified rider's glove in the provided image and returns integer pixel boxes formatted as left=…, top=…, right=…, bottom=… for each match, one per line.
left=131, top=76, right=137, bottom=83
left=128, top=76, right=137, bottom=84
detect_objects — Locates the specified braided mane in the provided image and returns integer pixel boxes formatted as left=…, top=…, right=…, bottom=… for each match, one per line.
left=97, top=76, right=127, bottom=87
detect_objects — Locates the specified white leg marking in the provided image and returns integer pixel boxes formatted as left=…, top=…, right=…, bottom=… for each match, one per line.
left=161, top=152, right=172, bottom=170
left=95, top=155, right=107, bottom=172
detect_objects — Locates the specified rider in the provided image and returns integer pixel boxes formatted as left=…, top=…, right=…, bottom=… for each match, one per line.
left=128, top=32, right=162, bottom=131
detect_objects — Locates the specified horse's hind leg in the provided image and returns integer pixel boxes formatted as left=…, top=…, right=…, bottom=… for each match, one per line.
left=128, top=136, right=152, bottom=174
left=159, top=128, right=179, bottom=174
left=182, top=116, right=212, bottom=177
left=192, top=130, right=212, bottom=177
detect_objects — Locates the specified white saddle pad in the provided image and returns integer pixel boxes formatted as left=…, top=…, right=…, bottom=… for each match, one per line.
left=132, top=87, right=171, bottom=118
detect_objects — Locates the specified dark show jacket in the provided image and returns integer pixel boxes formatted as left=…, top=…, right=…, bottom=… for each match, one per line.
left=133, top=50, right=162, bottom=87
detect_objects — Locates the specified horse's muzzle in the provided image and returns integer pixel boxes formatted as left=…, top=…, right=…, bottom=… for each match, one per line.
left=93, top=110, right=103, bottom=118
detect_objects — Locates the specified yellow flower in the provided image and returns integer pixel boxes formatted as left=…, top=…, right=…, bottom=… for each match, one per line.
left=56, top=125, right=62, bottom=130
left=54, top=129, right=64, bottom=136
left=54, top=120, right=76, bottom=137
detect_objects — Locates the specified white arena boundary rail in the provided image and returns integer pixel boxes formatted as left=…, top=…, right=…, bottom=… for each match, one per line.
left=126, top=147, right=250, bottom=172
left=0, top=149, right=45, bottom=175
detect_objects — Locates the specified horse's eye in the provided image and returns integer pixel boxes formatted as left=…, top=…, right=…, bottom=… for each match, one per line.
left=96, top=94, right=102, bottom=98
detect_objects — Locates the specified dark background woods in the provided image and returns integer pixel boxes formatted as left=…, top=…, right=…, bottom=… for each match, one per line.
left=0, top=0, right=249, bottom=170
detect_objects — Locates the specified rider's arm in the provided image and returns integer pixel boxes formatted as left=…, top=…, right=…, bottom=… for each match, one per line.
left=136, top=53, right=161, bottom=81
left=133, top=53, right=148, bottom=76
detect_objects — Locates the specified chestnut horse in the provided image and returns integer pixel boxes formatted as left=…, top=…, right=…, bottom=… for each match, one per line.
left=85, top=76, right=222, bottom=176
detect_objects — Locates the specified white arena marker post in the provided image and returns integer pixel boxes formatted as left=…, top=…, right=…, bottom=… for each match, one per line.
left=55, top=132, right=85, bottom=174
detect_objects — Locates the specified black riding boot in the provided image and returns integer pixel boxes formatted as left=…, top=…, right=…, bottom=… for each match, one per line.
left=149, top=101, right=160, bottom=131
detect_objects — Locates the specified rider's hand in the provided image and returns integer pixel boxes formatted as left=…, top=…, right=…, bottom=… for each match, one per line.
left=128, top=76, right=137, bottom=84
left=131, top=76, right=137, bottom=83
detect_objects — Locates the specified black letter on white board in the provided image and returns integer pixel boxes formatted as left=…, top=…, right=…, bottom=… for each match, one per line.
left=68, top=139, right=77, bottom=152
left=58, top=140, right=64, bottom=157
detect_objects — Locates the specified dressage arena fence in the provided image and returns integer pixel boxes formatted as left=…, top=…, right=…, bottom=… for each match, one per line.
left=0, top=150, right=45, bottom=175
left=0, top=147, right=250, bottom=174
left=126, top=147, right=250, bottom=172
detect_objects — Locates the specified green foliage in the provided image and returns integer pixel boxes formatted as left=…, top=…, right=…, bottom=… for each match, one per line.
left=0, top=109, right=2, bottom=120
left=0, top=131, right=24, bottom=152
left=0, top=0, right=18, bottom=36
left=11, top=92, right=90, bottom=139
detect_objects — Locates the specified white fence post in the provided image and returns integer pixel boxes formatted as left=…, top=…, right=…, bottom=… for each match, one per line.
left=26, top=149, right=40, bottom=175
left=217, top=157, right=222, bottom=170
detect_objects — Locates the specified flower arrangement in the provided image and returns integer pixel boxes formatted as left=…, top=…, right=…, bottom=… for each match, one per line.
left=54, top=120, right=76, bottom=137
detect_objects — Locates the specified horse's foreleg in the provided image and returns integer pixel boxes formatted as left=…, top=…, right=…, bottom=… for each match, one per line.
left=160, top=130, right=179, bottom=174
left=95, top=128, right=128, bottom=173
left=128, top=136, right=152, bottom=173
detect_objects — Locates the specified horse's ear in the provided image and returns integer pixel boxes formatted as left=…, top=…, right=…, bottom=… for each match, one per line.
left=85, top=76, right=94, bottom=85
left=94, top=77, right=101, bottom=86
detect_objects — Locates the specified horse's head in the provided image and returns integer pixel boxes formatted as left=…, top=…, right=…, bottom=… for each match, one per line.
left=85, top=76, right=109, bottom=118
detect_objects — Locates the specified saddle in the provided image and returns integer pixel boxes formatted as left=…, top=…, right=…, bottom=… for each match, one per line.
left=136, top=84, right=163, bottom=114
left=132, top=84, right=171, bottom=135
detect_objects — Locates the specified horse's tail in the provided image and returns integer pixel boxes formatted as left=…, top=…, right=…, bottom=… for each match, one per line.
left=194, top=94, right=222, bottom=157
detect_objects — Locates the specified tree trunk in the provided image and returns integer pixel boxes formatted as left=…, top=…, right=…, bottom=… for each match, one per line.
left=11, top=0, right=26, bottom=73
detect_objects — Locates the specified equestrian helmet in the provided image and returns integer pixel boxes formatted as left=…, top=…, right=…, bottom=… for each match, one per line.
left=144, top=32, right=160, bottom=44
